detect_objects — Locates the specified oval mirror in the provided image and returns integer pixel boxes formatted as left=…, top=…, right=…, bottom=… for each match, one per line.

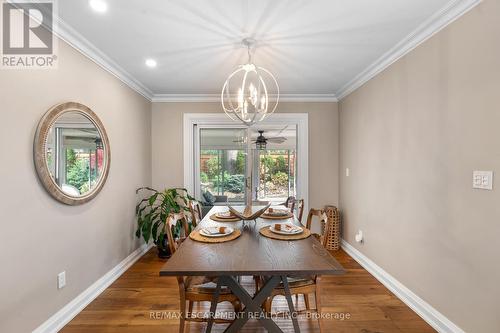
left=34, top=102, right=110, bottom=205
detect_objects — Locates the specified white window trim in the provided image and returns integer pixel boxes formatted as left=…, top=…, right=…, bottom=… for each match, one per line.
left=183, top=113, right=308, bottom=213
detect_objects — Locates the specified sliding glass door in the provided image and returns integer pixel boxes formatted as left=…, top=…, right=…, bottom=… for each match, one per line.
left=195, top=125, right=297, bottom=204
left=197, top=127, right=248, bottom=203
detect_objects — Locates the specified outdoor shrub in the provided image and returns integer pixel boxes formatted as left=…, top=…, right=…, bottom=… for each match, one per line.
left=200, top=172, right=209, bottom=183
left=213, top=172, right=245, bottom=193
left=271, top=171, right=288, bottom=187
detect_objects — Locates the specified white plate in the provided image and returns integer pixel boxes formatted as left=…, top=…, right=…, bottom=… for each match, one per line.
left=270, top=224, right=303, bottom=235
left=215, top=212, right=236, bottom=219
left=200, top=226, right=234, bottom=238
left=265, top=208, right=290, bottom=216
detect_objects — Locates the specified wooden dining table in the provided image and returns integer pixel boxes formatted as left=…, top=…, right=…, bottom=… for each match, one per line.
left=160, top=205, right=345, bottom=333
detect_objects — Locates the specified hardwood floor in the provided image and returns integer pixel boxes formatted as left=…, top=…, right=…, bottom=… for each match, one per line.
left=62, top=248, right=436, bottom=333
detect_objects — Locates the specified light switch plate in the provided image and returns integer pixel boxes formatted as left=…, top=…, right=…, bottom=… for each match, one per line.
left=473, top=171, right=493, bottom=190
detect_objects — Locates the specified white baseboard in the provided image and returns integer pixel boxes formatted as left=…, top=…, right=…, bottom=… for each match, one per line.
left=341, top=240, right=466, bottom=333
left=32, top=243, right=154, bottom=333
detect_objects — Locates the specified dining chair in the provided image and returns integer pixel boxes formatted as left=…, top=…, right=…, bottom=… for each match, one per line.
left=281, top=196, right=296, bottom=212
left=261, top=207, right=328, bottom=332
left=164, top=213, right=241, bottom=333
left=306, top=208, right=329, bottom=247
left=296, top=199, right=305, bottom=223
left=188, top=200, right=202, bottom=228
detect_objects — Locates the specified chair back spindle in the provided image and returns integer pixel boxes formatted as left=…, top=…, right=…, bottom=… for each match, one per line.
left=189, top=201, right=202, bottom=227
left=284, top=196, right=296, bottom=212
left=296, top=199, right=305, bottom=223
left=164, top=212, right=189, bottom=255
left=306, top=208, right=328, bottom=247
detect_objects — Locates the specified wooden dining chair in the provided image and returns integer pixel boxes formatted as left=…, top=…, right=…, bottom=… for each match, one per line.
left=296, top=199, right=305, bottom=223
left=281, top=196, right=296, bottom=212
left=261, top=208, right=328, bottom=332
left=188, top=200, right=202, bottom=228
left=261, top=275, right=324, bottom=332
left=164, top=213, right=241, bottom=333
left=306, top=208, right=329, bottom=247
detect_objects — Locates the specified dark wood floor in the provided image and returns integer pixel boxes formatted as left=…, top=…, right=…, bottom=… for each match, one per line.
left=62, top=248, right=435, bottom=333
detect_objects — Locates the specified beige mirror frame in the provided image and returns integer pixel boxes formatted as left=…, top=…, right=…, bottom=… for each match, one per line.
left=34, top=102, right=111, bottom=205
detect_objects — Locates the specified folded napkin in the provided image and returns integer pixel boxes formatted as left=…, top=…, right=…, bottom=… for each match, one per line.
left=216, top=211, right=235, bottom=218
left=274, top=223, right=301, bottom=233
left=266, top=207, right=290, bottom=216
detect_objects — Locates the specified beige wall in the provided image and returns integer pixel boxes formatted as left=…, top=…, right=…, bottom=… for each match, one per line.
left=152, top=102, right=339, bottom=210
left=339, top=1, right=499, bottom=332
left=0, top=41, right=151, bottom=332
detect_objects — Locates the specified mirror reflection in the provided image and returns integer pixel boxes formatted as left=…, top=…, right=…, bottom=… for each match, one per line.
left=45, top=111, right=105, bottom=197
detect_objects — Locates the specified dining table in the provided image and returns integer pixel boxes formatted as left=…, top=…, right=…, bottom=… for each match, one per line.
left=159, top=205, right=345, bottom=333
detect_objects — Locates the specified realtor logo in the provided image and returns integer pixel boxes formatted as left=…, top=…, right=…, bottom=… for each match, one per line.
left=1, top=1, right=57, bottom=68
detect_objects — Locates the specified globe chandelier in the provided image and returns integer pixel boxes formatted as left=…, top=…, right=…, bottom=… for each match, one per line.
left=221, top=38, right=279, bottom=126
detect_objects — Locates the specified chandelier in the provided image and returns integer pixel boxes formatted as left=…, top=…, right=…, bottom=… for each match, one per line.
left=221, top=38, right=279, bottom=126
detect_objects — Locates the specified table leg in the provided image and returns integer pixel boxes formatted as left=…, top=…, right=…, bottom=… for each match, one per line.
left=205, top=278, right=222, bottom=333
left=219, top=275, right=283, bottom=333
left=281, top=275, right=301, bottom=333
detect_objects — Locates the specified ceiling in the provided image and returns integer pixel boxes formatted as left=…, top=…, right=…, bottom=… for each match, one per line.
left=56, top=0, right=477, bottom=100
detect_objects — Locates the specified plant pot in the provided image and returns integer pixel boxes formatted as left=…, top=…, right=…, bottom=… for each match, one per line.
left=157, top=237, right=171, bottom=259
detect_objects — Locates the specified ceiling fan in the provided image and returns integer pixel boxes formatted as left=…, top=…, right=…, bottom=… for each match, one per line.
left=233, top=126, right=288, bottom=149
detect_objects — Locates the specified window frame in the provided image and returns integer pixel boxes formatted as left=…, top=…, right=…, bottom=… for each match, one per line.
left=184, top=113, right=308, bottom=214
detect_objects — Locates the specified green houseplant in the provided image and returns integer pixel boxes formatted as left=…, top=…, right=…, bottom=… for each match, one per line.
left=135, top=187, right=194, bottom=258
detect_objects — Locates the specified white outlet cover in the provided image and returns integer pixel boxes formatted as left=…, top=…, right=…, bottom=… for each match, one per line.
left=473, top=171, right=493, bottom=190
left=355, top=230, right=363, bottom=243
left=346, top=168, right=350, bottom=177
left=57, top=271, right=66, bottom=289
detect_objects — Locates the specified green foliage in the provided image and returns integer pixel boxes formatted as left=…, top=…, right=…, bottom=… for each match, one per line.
left=66, top=157, right=91, bottom=192
left=80, top=180, right=96, bottom=194
left=135, top=187, right=195, bottom=251
left=213, top=171, right=245, bottom=193
left=275, top=155, right=288, bottom=173
left=200, top=172, right=209, bottom=183
left=234, top=151, right=245, bottom=174
left=271, top=171, right=289, bottom=187
left=205, top=156, right=219, bottom=179
left=66, top=149, right=77, bottom=169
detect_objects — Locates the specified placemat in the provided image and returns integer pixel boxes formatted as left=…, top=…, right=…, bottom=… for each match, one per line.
left=209, top=214, right=241, bottom=222
left=260, top=213, right=294, bottom=220
left=189, top=229, right=242, bottom=243
left=259, top=226, right=311, bottom=241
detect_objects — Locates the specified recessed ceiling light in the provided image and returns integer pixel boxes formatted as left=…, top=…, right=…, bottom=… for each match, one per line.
left=89, top=0, right=108, bottom=13
left=145, top=59, right=157, bottom=68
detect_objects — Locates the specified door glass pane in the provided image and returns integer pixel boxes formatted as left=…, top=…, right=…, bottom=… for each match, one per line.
left=257, top=149, right=296, bottom=202
left=251, top=125, right=297, bottom=203
left=199, top=128, right=246, bottom=203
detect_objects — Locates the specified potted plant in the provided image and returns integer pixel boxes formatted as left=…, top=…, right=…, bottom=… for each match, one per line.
left=135, top=187, right=194, bottom=258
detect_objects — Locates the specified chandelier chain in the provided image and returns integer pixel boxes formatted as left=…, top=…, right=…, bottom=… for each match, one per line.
left=247, top=44, right=252, bottom=63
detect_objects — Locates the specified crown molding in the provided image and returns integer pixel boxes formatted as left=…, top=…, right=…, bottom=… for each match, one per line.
left=33, top=0, right=480, bottom=103
left=50, top=14, right=154, bottom=100
left=335, top=0, right=482, bottom=100
left=46, top=12, right=336, bottom=104
left=151, top=93, right=338, bottom=103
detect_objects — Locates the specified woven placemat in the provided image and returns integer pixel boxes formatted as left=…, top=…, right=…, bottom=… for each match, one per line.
left=259, top=226, right=311, bottom=241
left=189, top=229, right=242, bottom=243
left=209, top=214, right=241, bottom=222
left=260, top=213, right=294, bottom=220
